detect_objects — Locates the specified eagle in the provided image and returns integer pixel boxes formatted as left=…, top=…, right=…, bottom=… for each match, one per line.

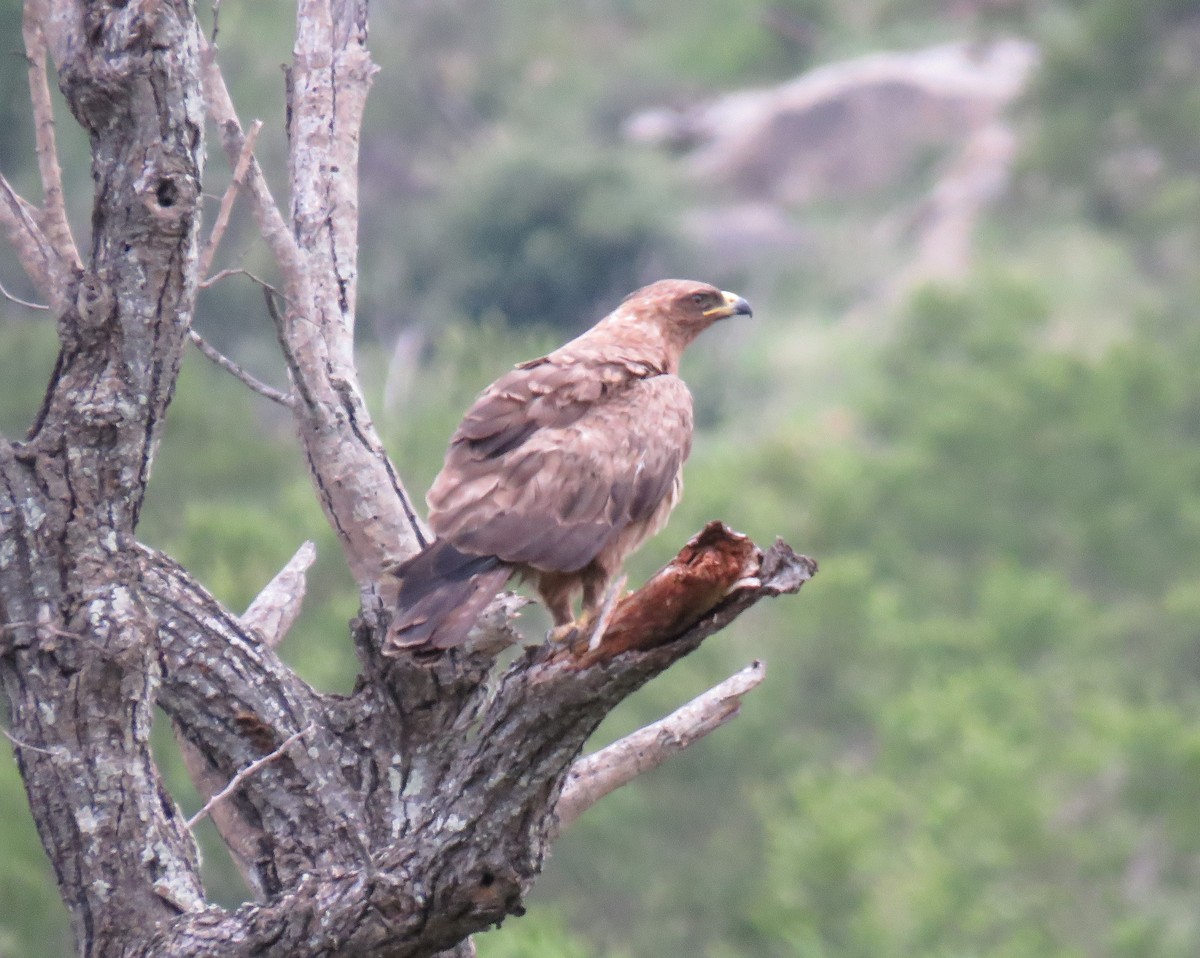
left=387, top=278, right=752, bottom=651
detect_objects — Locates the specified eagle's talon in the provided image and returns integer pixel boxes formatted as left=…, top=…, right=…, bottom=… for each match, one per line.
left=547, top=623, right=580, bottom=644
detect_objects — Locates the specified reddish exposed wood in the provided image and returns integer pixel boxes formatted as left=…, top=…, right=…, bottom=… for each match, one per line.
left=561, top=521, right=763, bottom=666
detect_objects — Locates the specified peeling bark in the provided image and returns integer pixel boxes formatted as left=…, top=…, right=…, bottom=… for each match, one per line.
left=0, top=2, right=816, bottom=957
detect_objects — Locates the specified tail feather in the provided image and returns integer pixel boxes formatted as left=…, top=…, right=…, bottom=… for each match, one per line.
left=386, top=540, right=512, bottom=651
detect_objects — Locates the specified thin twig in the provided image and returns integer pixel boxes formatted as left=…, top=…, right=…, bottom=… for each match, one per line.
left=0, top=278, right=49, bottom=311
left=199, top=36, right=313, bottom=405
left=2, top=618, right=85, bottom=655
left=199, top=266, right=278, bottom=292
left=263, top=283, right=286, bottom=326
left=188, top=328, right=295, bottom=407
left=198, top=119, right=262, bottom=279
left=0, top=171, right=60, bottom=308
left=0, top=620, right=83, bottom=640
left=187, top=724, right=314, bottom=830
left=23, top=5, right=80, bottom=274
left=200, top=38, right=306, bottom=289
left=2, top=725, right=59, bottom=756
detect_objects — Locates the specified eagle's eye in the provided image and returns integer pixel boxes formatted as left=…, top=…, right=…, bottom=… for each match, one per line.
left=691, top=292, right=707, bottom=307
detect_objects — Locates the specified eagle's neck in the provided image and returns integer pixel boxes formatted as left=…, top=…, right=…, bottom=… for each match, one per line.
left=576, top=310, right=694, bottom=375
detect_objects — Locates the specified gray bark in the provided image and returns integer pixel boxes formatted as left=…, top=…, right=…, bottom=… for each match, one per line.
left=0, top=2, right=815, bottom=956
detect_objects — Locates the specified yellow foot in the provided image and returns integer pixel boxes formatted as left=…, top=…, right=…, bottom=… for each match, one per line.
left=547, top=621, right=582, bottom=644
left=545, top=577, right=627, bottom=650
left=547, top=604, right=599, bottom=644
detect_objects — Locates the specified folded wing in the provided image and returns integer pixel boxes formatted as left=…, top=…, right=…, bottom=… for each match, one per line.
left=428, top=356, right=694, bottom=574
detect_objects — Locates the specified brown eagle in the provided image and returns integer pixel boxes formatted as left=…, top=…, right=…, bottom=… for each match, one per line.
left=388, top=278, right=752, bottom=651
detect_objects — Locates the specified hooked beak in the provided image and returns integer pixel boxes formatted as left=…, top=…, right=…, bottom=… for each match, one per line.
left=703, top=290, right=753, bottom=320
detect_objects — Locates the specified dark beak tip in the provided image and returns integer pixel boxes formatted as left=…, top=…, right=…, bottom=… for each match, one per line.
left=734, top=297, right=753, bottom=318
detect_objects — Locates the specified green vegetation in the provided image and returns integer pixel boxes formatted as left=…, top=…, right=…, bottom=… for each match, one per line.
left=400, top=141, right=682, bottom=329
left=4, top=0, right=1200, bottom=956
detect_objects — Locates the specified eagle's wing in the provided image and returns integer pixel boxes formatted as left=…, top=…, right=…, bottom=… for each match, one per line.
left=426, top=356, right=693, bottom=573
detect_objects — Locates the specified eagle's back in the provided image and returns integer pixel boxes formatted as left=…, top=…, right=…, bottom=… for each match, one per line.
left=427, top=354, right=693, bottom=574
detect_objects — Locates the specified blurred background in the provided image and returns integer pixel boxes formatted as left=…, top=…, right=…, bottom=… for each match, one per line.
left=4, top=0, right=1200, bottom=955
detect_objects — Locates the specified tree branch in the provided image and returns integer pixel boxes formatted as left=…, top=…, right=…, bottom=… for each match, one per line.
left=201, top=28, right=430, bottom=585
left=279, top=0, right=430, bottom=583
left=200, top=39, right=304, bottom=282
left=198, top=266, right=280, bottom=291
left=241, top=540, right=317, bottom=648
left=147, top=524, right=812, bottom=957
left=0, top=275, right=50, bottom=311
left=2, top=722, right=65, bottom=757
left=556, top=660, right=767, bottom=828
left=198, top=118, right=261, bottom=279
left=188, top=328, right=295, bottom=408
left=23, top=2, right=81, bottom=277
left=142, top=545, right=371, bottom=896
left=187, top=724, right=316, bottom=830
left=170, top=540, right=315, bottom=895
left=0, top=171, right=67, bottom=311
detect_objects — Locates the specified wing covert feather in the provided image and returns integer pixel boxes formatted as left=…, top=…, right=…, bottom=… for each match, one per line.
left=427, top=362, right=693, bottom=573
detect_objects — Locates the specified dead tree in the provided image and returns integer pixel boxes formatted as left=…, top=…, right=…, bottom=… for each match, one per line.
left=0, top=2, right=815, bottom=956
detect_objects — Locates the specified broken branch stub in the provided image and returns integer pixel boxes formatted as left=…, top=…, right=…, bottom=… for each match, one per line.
left=557, top=521, right=817, bottom=667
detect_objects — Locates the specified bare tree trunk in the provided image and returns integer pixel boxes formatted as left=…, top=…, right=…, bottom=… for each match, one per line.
left=0, top=2, right=815, bottom=957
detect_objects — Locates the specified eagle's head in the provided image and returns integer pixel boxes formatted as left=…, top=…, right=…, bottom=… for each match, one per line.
left=616, top=278, right=752, bottom=359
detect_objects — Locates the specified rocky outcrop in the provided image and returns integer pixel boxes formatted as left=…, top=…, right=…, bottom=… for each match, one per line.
left=626, top=39, right=1039, bottom=289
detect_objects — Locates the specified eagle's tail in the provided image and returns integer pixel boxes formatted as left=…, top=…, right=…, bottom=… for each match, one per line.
left=385, top=539, right=513, bottom=652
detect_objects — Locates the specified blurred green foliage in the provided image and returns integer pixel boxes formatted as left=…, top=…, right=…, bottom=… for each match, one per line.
left=735, top=276, right=1200, bottom=958
left=4, top=0, right=1200, bottom=956
left=401, top=141, right=682, bottom=329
